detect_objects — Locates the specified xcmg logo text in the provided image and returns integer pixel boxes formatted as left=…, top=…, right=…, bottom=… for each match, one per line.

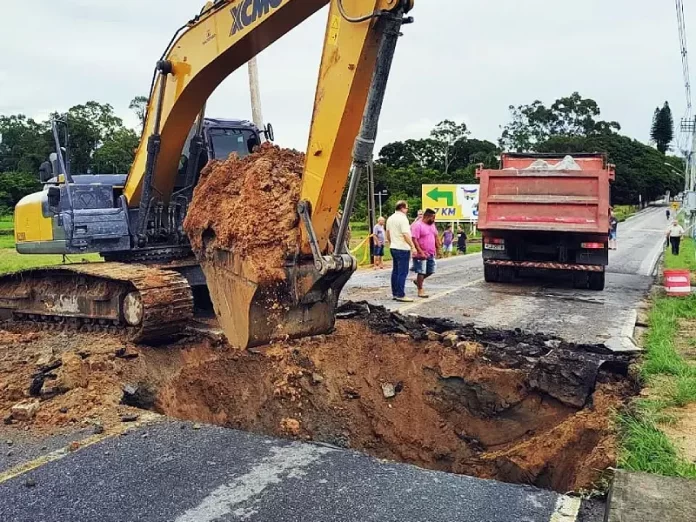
left=230, top=0, right=282, bottom=35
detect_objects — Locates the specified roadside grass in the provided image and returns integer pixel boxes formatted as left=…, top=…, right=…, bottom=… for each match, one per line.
left=0, top=215, right=13, bottom=230
left=613, top=205, right=638, bottom=223
left=0, top=235, right=15, bottom=249
left=618, top=238, right=696, bottom=479
left=664, top=237, right=696, bottom=272
left=619, top=411, right=696, bottom=477
left=0, top=249, right=102, bottom=274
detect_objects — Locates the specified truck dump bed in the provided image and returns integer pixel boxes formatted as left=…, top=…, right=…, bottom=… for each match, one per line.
left=477, top=153, right=614, bottom=234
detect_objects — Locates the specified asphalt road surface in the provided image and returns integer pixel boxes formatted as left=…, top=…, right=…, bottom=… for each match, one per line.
left=0, top=420, right=588, bottom=522
left=343, top=207, right=666, bottom=351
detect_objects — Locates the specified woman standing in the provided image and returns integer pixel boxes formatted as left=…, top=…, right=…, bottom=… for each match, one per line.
left=442, top=225, right=454, bottom=257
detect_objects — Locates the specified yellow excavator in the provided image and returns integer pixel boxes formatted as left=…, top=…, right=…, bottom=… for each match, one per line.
left=0, top=0, right=415, bottom=348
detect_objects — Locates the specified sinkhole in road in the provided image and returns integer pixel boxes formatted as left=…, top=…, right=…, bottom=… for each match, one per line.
left=150, top=303, right=636, bottom=494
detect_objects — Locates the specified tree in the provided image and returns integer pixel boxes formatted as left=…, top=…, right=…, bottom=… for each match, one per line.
left=0, top=172, right=42, bottom=214
left=430, top=120, right=469, bottom=174
left=500, top=92, right=620, bottom=151
left=0, top=115, right=51, bottom=174
left=129, top=95, right=148, bottom=129
left=537, top=134, right=683, bottom=204
left=650, top=101, right=674, bottom=154
left=51, top=102, right=125, bottom=174
left=92, top=127, right=139, bottom=174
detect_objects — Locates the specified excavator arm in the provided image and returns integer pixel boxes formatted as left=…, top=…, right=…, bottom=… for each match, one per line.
left=125, top=0, right=413, bottom=254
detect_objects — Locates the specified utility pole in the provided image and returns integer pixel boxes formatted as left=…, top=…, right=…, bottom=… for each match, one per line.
left=375, top=190, right=388, bottom=217
left=367, top=163, right=376, bottom=265
left=247, top=58, right=264, bottom=132
left=680, top=116, right=696, bottom=194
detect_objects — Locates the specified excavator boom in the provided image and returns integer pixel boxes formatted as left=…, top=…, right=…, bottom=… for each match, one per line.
left=126, top=0, right=411, bottom=253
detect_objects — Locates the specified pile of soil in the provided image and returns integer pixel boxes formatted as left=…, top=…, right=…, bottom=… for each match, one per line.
left=183, top=143, right=304, bottom=283
left=0, top=305, right=637, bottom=493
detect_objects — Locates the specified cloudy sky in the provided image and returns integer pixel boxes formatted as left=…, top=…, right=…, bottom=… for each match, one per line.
left=0, top=1, right=692, bottom=152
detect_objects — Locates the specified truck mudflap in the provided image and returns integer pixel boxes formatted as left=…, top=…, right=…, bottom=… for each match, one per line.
left=484, top=260, right=604, bottom=272
left=0, top=263, right=194, bottom=342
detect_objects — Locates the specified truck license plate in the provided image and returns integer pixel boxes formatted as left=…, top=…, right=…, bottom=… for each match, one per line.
left=484, top=244, right=505, bottom=251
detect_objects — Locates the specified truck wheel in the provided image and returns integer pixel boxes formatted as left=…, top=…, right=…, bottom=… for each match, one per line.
left=572, top=271, right=589, bottom=289
left=484, top=264, right=499, bottom=283
left=498, top=266, right=515, bottom=283
left=588, top=271, right=605, bottom=291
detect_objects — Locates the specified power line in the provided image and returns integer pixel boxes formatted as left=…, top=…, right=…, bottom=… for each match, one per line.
left=676, top=0, right=695, bottom=193
left=676, top=0, right=692, bottom=112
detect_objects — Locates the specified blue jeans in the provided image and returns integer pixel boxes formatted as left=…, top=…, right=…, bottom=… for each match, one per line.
left=390, top=248, right=411, bottom=298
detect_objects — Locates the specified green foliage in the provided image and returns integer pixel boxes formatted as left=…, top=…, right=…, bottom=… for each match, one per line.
left=619, top=412, right=696, bottom=478
left=612, top=205, right=638, bottom=222
left=430, top=120, right=469, bottom=174
left=641, top=293, right=696, bottom=381
left=0, top=249, right=102, bottom=274
left=0, top=101, right=139, bottom=217
left=92, top=127, right=139, bottom=174
left=129, top=95, right=148, bottom=129
left=664, top=237, right=696, bottom=272
left=537, top=134, right=683, bottom=204
left=52, top=101, right=126, bottom=174
left=651, top=102, right=674, bottom=154
left=347, top=120, right=499, bottom=222
left=0, top=172, right=41, bottom=215
left=0, top=114, right=52, bottom=174
left=499, top=92, right=620, bottom=152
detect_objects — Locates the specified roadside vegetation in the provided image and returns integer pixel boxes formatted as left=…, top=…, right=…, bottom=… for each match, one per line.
left=613, top=205, right=638, bottom=223
left=619, top=236, right=696, bottom=478
left=0, top=215, right=101, bottom=274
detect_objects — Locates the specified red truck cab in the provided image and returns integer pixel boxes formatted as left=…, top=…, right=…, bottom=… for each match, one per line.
left=476, top=153, right=615, bottom=290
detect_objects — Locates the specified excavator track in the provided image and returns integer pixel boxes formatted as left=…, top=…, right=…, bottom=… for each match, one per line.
left=0, top=263, right=193, bottom=343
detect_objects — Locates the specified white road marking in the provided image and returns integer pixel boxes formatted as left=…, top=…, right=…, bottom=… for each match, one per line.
left=175, top=443, right=333, bottom=522
left=639, top=236, right=666, bottom=277
left=549, top=495, right=581, bottom=522
left=397, top=277, right=485, bottom=313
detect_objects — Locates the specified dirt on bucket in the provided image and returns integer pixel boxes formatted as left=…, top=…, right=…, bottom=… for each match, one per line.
left=183, top=143, right=304, bottom=284
left=0, top=304, right=636, bottom=493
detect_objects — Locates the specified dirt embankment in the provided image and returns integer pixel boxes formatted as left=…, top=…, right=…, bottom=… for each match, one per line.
left=0, top=304, right=636, bottom=493
left=183, top=143, right=304, bottom=283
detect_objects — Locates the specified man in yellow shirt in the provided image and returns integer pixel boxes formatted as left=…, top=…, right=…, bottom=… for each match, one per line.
left=386, top=201, right=417, bottom=302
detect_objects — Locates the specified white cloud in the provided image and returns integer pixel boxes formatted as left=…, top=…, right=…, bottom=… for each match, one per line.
left=0, top=0, right=690, bottom=153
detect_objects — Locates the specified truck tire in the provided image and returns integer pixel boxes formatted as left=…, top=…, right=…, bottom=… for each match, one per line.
left=484, top=264, right=499, bottom=283
left=572, top=271, right=590, bottom=289
left=498, top=266, right=515, bottom=283
left=588, top=271, right=605, bottom=291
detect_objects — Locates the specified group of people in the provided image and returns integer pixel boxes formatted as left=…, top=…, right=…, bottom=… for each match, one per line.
left=370, top=201, right=468, bottom=302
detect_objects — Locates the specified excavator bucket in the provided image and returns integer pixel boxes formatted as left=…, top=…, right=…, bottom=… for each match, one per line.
left=200, top=250, right=354, bottom=348
left=183, top=144, right=356, bottom=349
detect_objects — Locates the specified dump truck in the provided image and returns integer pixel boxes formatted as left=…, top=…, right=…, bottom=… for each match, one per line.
left=476, top=153, right=615, bottom=291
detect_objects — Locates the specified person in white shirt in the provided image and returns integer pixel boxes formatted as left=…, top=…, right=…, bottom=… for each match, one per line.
left=386, top=201, right=417, bottom=302
left=666, top=220, right=686, bottom=256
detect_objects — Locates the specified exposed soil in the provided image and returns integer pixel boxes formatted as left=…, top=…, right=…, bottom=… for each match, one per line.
left=0, top=304, right=637, bottom=493
left=183, top=143, right=304, bottom=284
left=674, top=318, right=696, bottom=366
left=662, top=404, right=696, bottom=464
